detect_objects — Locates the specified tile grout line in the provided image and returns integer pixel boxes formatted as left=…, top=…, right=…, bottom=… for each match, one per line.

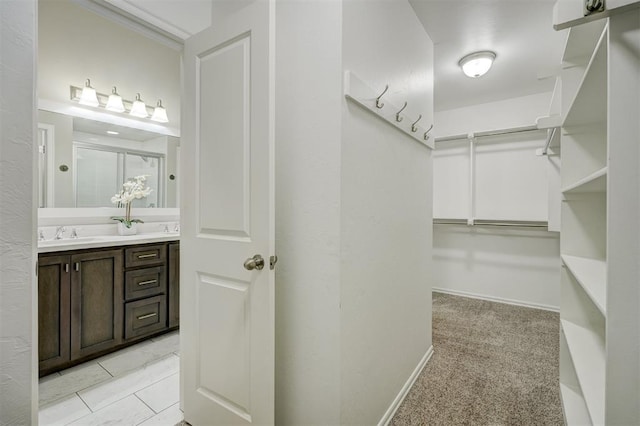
left=133, top=393, right=160, bottom=421
left=77, top=391, right=93, bottom=413
left=97, top=360, right=115, bottom=377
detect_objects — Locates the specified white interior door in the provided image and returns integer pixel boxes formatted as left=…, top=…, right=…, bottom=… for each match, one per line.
left=181, top=1, right=275, bottom=424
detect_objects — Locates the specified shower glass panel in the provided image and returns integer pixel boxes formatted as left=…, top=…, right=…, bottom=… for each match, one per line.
left=125, top=153, right=161, bottom=208
left=75, top=147, right=120, bottom=207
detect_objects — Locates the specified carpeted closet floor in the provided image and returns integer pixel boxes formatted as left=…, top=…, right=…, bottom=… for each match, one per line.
left=391, top=292, right=563, bottom=426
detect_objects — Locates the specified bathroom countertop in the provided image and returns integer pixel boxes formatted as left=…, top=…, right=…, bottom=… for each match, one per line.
left=38, top=232, right=180, bottom=253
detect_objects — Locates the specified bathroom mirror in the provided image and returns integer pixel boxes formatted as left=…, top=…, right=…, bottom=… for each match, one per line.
left=38, top=110, right=180, bottom=209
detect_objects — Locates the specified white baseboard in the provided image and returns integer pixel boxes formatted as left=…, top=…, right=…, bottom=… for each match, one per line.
left=378, top=345, right=434, bottom=426
left=432, top=287, right=559, bottom=312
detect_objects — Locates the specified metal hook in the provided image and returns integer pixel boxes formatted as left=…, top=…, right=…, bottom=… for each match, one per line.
left=411, top=114, right=423, bottom=132
left=423, top=124, right=434, bottom=140
left=395, top=102, right=408, bottom=122
left=375, top=85, right=389, bottom=109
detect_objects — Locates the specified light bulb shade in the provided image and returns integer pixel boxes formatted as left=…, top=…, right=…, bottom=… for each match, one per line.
left=105, top=86, right=125, bottom=112
left=130, top=93, right=148, bottom=118
left=151, top=100, right=169, bottom=123
left=79, top=79, right=99, bottom=107
left=459, top=51, right=496, bottom=78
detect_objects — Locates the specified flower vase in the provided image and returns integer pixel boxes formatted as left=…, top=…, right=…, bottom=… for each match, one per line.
left=117, top=222, right=138, bottom=236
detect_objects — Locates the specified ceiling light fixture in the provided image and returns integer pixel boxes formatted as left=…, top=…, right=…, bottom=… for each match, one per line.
left=129, top=93, right=148, bottom=118
left=151, top=100, right=169, bottom=123
left=78, top=79, right=99, bottom=107
left=105, top=86, right=125, bottom=113
left=459, top=51, right=496, bottom=78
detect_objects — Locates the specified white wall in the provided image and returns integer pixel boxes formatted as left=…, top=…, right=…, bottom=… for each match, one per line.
left=433, top=93, right=561, bottom=310
left=0, top=0, right=37, bottom=423
left=275, top=1, right=433, bottom=424
left=38, top=0, right=181, bottom=128
left=275, top=2, right=343, bottom=424
left=340, top=0, right=433, bottom=424
left=435, top=91, right=553, bottom=138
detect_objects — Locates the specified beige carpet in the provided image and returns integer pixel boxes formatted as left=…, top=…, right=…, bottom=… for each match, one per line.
left=391, top=292, right=564, bottom=426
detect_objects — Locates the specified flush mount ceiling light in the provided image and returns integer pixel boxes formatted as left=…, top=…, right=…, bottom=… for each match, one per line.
left=129, top=93, right=148, bottom=118
left=105, top=86, right=125, bottom=113
left=459, top=51, right=496, bottom=78
left=151, top=100, right=169, bottom=123
left=79, top=79, right=99, bottom=107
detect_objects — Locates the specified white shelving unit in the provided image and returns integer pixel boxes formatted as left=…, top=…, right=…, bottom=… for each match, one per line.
left=557, top=9, right=640, bottom=425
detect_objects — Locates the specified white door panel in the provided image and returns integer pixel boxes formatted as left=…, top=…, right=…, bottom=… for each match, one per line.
left=181, top=1, right=274, bottom=424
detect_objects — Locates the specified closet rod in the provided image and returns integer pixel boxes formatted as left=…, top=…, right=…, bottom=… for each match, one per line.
left=435, top=125, right=541, bottom=143
left=433, top=218, right=548, bottom=229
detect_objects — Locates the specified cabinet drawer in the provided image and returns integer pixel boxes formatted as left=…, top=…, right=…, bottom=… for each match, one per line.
left=125, top=266, right=167, bottom=301
left=125, top=244, right=167, bottom=268
left=125, top=295, right=167, bottom=340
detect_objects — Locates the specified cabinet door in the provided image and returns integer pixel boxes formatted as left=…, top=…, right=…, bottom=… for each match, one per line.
left=168, top=243, right=180, bottom=328
left=70, top=249, right=124, bottom=359
left=38, top=254, right=71, bottom=374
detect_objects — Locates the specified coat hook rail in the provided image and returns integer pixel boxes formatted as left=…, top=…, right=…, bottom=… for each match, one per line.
left=343, top=71, right=434, bottom=150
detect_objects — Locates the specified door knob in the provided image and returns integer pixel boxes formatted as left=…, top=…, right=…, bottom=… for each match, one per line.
left=244, top=254, right=265, bottom=271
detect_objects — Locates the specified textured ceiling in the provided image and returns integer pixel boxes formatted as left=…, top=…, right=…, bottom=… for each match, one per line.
left=409, top=0, right=567, bottom=111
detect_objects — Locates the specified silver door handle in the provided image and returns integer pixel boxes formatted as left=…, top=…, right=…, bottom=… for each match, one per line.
left=244, top=254, right=265, bottom=271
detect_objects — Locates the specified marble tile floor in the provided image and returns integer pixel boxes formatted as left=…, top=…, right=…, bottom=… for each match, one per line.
left=39, top=331, right=183, bottom=426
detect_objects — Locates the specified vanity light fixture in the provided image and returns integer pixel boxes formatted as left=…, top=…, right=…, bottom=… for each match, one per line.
left=105, top=86, right=125, bottom=113
left=78, top=79, right=99, bottom=107
left=459, top=51, right=496, bottom=78
left=151, top=100, right=169, bottom=123
left=130, top=93, right=148, bottom=118
left=70, top=80, right=170, bottom=124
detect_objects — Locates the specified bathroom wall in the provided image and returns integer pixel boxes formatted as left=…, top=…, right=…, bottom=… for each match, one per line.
left=38, top=0, right=181, bottom=128
left=340, top=0, right=433, bottom=423
left=433, top=92, right=561, bottom=310
left=0, top=0, right=37, bottom=423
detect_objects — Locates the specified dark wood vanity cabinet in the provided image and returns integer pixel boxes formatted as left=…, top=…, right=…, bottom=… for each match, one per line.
left=70, top=249, right=124, bottom=360
left=123, top=244, right=168, bottom=340
left=38, top=255, right=71, bottom=373
left=38, top=248, right=123, bottom=374
left=168, top=242, right=180, bottom=329
left=38, top=241, right=179, bottom=376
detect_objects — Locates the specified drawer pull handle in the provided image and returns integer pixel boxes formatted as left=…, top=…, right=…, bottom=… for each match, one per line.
left=137, top=312, right=157, bottom=320
left=138, top=279, right=158, bottom=286
left=137, top=253, right=158, bottom=259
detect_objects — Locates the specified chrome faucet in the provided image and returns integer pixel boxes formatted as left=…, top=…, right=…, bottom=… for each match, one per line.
left=54, top=226, right=66, bottom=240
left=38, top=230, right=45, bottom=241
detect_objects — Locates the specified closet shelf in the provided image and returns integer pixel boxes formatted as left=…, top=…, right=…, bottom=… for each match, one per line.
left=561, top=320, right=605, bottom=426
left=562, top=167, right=607, bottom=194
left=562, top=254, right=607, bottom=315
left=560, top=383, right=592, bottom=426
left=561, top=18, right=607, bottom=64
left=563, top=24, right=608, bottom=127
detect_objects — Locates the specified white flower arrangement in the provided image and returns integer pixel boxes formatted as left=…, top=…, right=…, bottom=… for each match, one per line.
left=111, top=175, right=153, bottom=228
